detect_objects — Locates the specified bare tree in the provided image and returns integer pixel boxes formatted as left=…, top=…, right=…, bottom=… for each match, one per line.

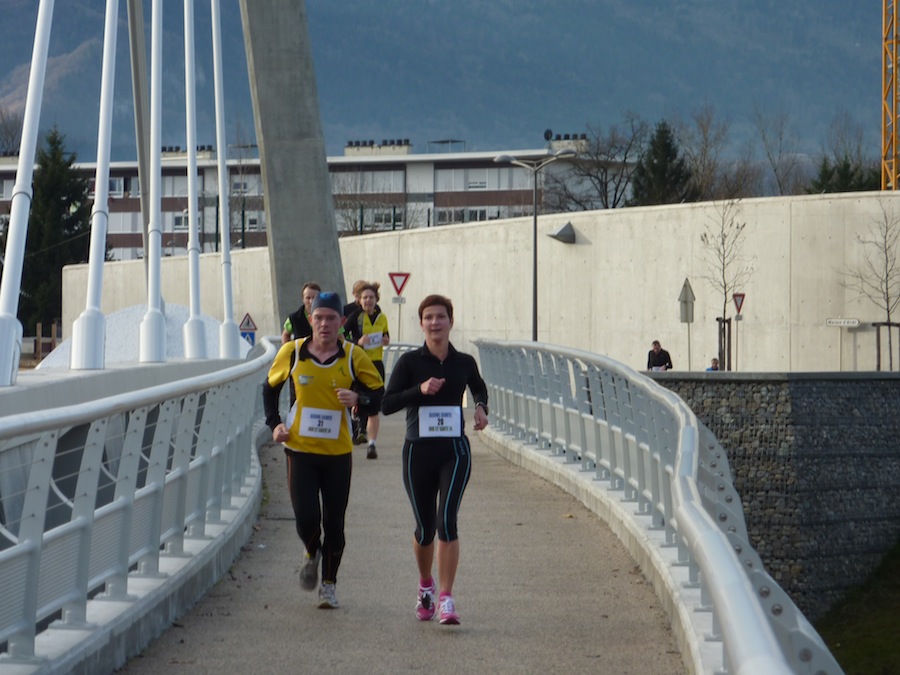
left=0, top=106, right=23, bottom=154
left=674, top=103, right=730, bottom=200
left=842, top=199, right=900, bottom=369
left=699, top=199, right=755, bottom=368
left=824, top=109, right=867, bottom=167
left=718, top=139, right=765, bottom=199
left=544, top=112, right=648, bottom=211
left=753, top=107, right=807, bottom=196
left=330, top=169, right=426, bottom=235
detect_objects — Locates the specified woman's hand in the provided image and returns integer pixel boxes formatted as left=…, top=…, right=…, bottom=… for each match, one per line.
left=419, top=377, right=445, bottom=396
left=473, top=407, right=489, bottom=431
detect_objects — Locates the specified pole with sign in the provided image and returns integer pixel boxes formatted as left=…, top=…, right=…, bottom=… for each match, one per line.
left=389, top=272, right=410, bottom=342
left=733, top=293, right=745, bottom=371
left=679, top=278, right=695, bottom=370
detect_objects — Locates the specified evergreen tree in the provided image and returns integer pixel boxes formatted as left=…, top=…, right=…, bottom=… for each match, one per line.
left=628, top=120, right=698, bottom=206
left=807, top=154, right=879, bottom=194
left=19, top=127, right=90, bottom=332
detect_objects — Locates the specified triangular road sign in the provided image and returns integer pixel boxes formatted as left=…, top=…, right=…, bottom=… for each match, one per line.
left=733, top=293, right=745, bottom=314
left=389, top=272, right=410, bottom=296
left=239, top=313, right=257, bottom=331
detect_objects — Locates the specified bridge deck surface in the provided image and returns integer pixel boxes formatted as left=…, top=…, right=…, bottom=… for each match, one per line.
left=118, top=414, right=683, bottom=674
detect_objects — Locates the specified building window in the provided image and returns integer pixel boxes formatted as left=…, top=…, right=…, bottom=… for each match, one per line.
left=372, top=209, right=403, bottom=229
left=232, top=180, right=248, bottom=195
left=173, top=213, right=191, bottom=230
left=108, top=177, right=124, bottom=196
left=466, top=168, right=487, bottom=190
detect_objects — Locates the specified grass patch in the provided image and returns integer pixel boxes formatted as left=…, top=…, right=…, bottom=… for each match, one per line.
left=815, top=539, right=900, bottom=675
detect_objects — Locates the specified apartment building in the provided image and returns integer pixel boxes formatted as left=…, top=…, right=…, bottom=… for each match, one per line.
left=0, top=135, right=584, bottom=261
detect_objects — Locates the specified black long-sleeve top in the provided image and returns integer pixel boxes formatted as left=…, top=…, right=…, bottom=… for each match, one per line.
left=381, top=342, right=488, bottom=441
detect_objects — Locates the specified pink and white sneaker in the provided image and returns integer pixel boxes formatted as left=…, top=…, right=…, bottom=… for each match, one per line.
left=416, top=582, right=436, bottom=621
left=438, top=595, right=460, bottom=625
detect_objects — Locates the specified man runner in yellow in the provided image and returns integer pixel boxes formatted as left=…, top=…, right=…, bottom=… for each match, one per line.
left=263, top=291, right=384, bottom=609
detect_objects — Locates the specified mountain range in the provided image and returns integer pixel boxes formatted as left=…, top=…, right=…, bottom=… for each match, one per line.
left=0, top=1, right=881, bottom=162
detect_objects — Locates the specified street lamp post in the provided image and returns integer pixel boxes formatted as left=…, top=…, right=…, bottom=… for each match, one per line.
left=494, top=149, right=576, bottom=341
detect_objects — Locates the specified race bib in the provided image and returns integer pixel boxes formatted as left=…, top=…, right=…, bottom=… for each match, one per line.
left=418, top=406, right=461, bottom=438
left=298, top=407, right=341, bottom=439
left=365, top=332, right=383, bottom=349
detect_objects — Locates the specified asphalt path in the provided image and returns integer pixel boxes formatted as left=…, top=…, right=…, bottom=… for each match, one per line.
left=117, top=414, right=684, bottom=674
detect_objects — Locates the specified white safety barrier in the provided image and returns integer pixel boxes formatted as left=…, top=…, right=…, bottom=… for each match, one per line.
left=0, top=339, right=277, bottom=673
left=475, top=340, right=843, bottom=675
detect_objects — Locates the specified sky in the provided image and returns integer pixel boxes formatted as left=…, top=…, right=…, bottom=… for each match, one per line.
left=0, top=1, right=882, bottom=162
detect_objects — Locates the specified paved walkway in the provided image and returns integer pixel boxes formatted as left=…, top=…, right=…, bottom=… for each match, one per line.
left=118, top=414, right=684, bottom=674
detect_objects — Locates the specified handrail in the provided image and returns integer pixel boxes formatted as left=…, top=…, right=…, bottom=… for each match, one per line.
left=475, top=340, right=843, bottom=675
left=0, top=339, right=277, bottom=669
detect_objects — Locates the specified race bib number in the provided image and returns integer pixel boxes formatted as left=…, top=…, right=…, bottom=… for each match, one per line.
left=418, top=406, right=461, bottom=438
left=365, top=332, right=383, bottom=349
left=298, top=407, right=341, bottom=439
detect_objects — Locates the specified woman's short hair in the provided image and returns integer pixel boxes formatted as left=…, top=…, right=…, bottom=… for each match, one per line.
left=418, top=294, right=453, bottom=321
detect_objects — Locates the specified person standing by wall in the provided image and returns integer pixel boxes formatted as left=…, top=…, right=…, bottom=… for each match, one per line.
left=647, top=340, right=673, bottom=371
left=281, top=281, right=321, bottom=343
left=263, top=291, right=384, bottom=609
left=346, top=282, right=390, bottom=459
left=382, top=294, right=489, bottom=625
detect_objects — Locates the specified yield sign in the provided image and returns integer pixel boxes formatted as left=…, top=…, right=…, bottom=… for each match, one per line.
left=733, top=292, right=746, bottom=314
left=389, top=272, right=410, bottom=296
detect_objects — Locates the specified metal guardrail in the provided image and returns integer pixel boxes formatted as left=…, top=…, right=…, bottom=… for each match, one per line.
left=475, top=340, right=843, bottom=675
left=0, top=339, right=277, bottom=670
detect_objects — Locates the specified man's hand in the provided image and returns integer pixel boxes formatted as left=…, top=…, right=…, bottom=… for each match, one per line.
left=335, top=387, right=359, bottom=407
left=272, top=423, right=289, bottom=443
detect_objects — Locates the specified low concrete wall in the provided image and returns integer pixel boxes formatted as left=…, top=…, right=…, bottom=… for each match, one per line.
left=654, top=371, right=900, bottom=620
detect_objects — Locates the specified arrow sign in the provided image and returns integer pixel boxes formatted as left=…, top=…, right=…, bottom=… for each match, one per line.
left=389, top=272, right=410, bottom=296
left=733, top=292, right=745, bottom=314
left=679, top=278, right=695, bottom=324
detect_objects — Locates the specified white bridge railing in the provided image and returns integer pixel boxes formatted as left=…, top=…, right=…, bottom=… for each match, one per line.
left=0, top=340, right=277, bottom=672
left=475, top=340, right=842, bottom=675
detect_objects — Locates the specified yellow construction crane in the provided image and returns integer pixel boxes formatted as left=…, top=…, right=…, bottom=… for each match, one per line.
left=884, top=0, right=899, bottom=189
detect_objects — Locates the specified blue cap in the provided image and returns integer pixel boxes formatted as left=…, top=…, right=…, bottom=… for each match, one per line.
left=310, top=291, right=342, bottom=315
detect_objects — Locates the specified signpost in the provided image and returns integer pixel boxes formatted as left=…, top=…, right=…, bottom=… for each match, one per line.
left=389, top=272, right=410, bottom=342
left=732, top=293, right=746, bottom=371
left=239, top=313, right=257, bottom=346
left=679, top=279, right=695, bottom=370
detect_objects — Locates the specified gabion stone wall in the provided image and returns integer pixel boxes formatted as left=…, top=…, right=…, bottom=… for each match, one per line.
left=655, top=372, right=900, bottom=621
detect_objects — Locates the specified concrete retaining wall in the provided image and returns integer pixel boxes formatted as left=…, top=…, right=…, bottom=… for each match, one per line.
left=654, top=371, right=900, bottom=620
left=63, top=191, right=900, bottom=372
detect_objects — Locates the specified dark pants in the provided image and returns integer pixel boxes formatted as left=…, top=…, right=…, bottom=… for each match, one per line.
left=284, top=449, right=353, bottom=583
left=402, top=437, right=472, bottom=544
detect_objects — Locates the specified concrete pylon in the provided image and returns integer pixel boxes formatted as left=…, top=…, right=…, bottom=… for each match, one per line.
left=238, top=0, right=345, bottom=327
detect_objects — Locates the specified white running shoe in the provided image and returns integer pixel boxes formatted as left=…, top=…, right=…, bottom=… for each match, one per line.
left=318, top=582, right=339, bottom=609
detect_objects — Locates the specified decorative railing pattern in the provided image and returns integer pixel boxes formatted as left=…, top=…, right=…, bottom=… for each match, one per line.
left=0, top=340, right=276, bottom=670
left=475, top=340, right=842, bottom=675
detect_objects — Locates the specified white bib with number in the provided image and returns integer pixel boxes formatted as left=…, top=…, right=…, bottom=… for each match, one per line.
left=418, top=406, right=461, bottom=438
left=365, top=331, right=383, bottom=349
left=297, top=407, right=341, bottom=439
